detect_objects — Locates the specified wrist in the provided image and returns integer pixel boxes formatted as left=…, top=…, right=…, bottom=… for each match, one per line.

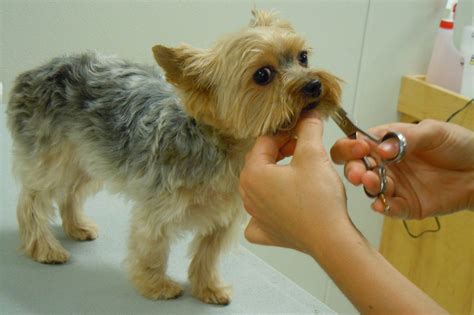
left=306, top=216, right=367, bottom=261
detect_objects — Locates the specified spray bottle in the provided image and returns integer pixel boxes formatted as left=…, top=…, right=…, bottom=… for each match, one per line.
left=460, top=18, right=473, bottom=98
left=426, top=0, right=464, bottom=92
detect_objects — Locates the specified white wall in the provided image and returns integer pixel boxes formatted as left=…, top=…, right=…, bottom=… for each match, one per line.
left=1, top=0, right=471, bottom=313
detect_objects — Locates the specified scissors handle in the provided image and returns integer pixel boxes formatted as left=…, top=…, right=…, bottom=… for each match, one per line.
left=380, top=131, right=407, bottom=164
left=362, top=162, right=387, bottom=195
left=331, top=107, right=408, bottom=213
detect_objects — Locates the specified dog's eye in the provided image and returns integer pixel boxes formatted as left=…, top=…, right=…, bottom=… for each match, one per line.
left=298, top=51, right=308, bottom=67
left=253, top=67, right=274, bottom=86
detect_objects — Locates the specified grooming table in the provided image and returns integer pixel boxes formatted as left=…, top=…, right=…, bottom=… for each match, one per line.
left=0, top=108, right=335, bottom=315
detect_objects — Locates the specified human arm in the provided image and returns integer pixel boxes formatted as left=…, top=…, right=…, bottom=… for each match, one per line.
left=239, top=112, right=447, bottom=314
left=330, top=119, right=474, bottom=218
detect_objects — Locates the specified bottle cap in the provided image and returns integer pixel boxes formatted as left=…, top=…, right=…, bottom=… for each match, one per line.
left=440, top=19, right=454, bottom=29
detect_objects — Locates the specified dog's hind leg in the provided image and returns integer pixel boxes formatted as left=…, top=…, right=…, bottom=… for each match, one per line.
left=59, top=172, right=99, bottom=241
left=16, top=187, right=70, bottom=264
left=126, top=208, right=183, bottom=300
left=188, top=218, right=241, bottom=305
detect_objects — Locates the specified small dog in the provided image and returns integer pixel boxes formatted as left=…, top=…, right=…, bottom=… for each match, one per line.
left=7, top=10, right=341, bottom=305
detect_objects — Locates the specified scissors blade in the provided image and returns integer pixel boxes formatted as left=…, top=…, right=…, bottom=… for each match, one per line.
left=330, top=107, right=358, bottom=139
left=330, top=107, right=379, bottom=143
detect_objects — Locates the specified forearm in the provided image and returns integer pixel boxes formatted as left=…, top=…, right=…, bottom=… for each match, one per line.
left=308, top=220, right=447, bottom=314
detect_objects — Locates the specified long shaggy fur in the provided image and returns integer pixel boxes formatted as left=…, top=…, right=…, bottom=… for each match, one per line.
left=6, top=10, right=341, bottom=305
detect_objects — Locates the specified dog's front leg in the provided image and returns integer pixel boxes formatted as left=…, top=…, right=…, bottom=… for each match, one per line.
left=126, top=209, right=183, bottom=300
left=188, top=218, right=240, bottom=305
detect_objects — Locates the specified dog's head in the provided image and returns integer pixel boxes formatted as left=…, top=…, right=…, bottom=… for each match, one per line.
left=153, top=10, right=341, bottom=139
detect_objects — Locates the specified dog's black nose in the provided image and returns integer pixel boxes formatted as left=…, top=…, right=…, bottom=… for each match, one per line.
left=302, top=80, right=322, bottom=98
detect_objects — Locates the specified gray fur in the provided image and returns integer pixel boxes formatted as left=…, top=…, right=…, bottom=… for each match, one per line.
left=7, top=52, right=233, bottom=196
left=5, top=12, right=333, bottom=302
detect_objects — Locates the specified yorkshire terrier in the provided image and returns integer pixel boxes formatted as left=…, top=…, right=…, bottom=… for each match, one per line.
left=7, top=10, right=341, bottom=305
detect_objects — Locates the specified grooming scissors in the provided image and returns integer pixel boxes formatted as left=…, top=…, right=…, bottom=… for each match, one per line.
left=330, top=107, right=407, bottom=212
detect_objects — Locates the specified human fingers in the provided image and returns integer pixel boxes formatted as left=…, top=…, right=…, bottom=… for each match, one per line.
left=244, top=217, right=275, bottom=246
left=366, top=123, right=418, bottom=162
left=295, top=110, right=323, bottom=143
left=367, top=122, right=412, bottom=138
left=279, top=138, right=297, bottom=158
left=330, top=138, right=371, bottom=165
left=377, top=137, right=401, bottom=161
left=372, top=197, right=414, bottom=219
left=361, top=170, right=395, bottom=198
left=343, top=154, right=378, bottom=185
left=344, top=160, right=366, bottom=185
left=368, top=121, right=447, bottom=158
left=247, top=133, right=291, bottom=166
left=238, top=184, right=249, bottom=211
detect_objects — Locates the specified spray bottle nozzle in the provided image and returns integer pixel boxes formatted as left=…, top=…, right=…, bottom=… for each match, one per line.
left=440, top=0, right=458, bottom=29
left=445, top=0, right=458, bottom=10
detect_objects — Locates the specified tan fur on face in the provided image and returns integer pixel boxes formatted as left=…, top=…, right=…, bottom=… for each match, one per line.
left=154, top=10, right=342, bottom=139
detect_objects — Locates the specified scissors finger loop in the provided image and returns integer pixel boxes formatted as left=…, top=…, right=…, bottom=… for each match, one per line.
left=381, top=132, right=407, bottom=164
left=378, top=165, right=388, bottom=194
left=362, top=156, right=375, bottom=171
left=362, top=165, right=387, bottom=198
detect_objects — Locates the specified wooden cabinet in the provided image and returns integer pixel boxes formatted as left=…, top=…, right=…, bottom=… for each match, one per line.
left=379, top=75, right=473, bottom=315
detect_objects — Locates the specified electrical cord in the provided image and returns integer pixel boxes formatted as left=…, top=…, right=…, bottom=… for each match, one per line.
left=402, top=98, right=473, bottom=238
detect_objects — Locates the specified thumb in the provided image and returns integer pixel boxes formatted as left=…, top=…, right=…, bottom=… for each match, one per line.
left=377, top=138, right=400, bottom=161
left=295, top=110, right=324, bottom=142
left=292, top=110, right=325, bottom=161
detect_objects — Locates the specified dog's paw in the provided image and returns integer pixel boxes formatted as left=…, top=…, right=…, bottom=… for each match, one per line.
left=25, top=240, right=70, bottom=264
left=64, top=220, right=98, bottom=241
left=138, top=278, right=183, bottom=300
left=193, top=286, right=232, bottom=305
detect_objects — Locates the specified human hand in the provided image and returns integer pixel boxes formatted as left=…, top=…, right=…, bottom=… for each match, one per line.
left=240, top=115, right=450, bottom=315
left=330, top=119, right=474, bottom=219
left=239, top=111, right=350, bottom=254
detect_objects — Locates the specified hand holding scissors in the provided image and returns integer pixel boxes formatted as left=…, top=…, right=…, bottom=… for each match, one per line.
left=330, top=107, right=407, bottom=213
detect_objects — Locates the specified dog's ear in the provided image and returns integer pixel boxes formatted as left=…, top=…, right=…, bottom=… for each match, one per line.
left=250, top=9, right=293, bottom=30
left=152, top=44, right=214, bottom=89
